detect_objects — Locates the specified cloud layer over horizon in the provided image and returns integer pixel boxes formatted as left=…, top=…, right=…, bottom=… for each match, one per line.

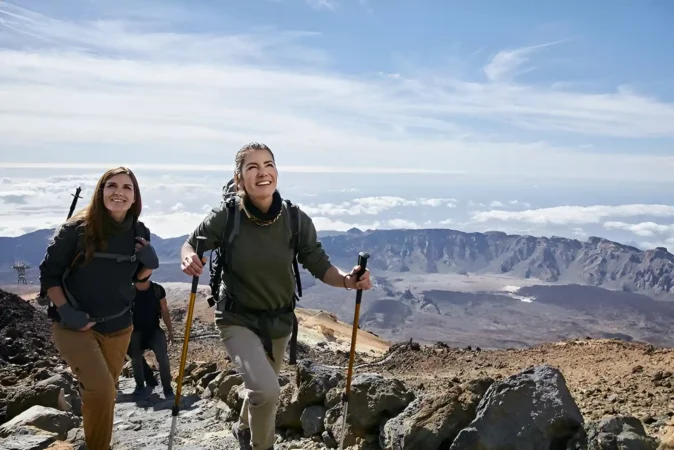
left=1, top=169, right=674, bottom=254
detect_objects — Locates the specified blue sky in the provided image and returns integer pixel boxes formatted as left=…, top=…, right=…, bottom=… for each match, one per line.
left=1, top=0, right=674, bottom=250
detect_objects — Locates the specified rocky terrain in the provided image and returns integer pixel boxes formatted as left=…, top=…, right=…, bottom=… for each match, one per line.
left=2, top=286, right=674, bottom=450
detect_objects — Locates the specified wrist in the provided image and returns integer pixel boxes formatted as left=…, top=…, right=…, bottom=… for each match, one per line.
left=343, top=274, right=353, bottom=290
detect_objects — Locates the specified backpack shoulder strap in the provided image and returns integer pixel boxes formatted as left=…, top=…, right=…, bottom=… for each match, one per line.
left=152, top=282, right=163, bottom=301
left=282, top=199, right=302, bottom=298
left=282, top=199, right=301, bottom=254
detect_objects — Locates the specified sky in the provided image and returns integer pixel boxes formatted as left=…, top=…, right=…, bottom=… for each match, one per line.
left=1, top=0, right=674, bottom=251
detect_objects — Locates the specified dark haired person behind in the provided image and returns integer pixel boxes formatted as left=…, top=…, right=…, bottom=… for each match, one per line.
left=39, top=167, right=159, bottom=450
left=128, top=279, right=174, bottom=398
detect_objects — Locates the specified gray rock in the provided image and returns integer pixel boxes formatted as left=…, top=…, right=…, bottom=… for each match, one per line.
left=322, top=430, right=338, bottom=449
left=380, top=378, right=494, bottom=450
left=450, top=364, right=583, bottom=450
left=324, top=373, right=415, bottom=447
left=35, top=372, right=81, bottom=417
left=217, top=374, right=243, bottom=403
left=301, top=405, right=326, bottom=437
left=277, top=383, right=304, bottom=430
left=342, top=373, right=415, bottom=431
left=566, top=415, right=659, bottom=450
left=0, top=425, right=58, bottom=450
left=296, top=360, right=344, bottom=408
left=6, top=384, right=67, bottom=421
left=0, top=405, right=80, bottom=439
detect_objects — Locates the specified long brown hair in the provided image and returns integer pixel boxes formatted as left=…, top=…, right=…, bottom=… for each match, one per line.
left=68, top=167, right=143, bottom=261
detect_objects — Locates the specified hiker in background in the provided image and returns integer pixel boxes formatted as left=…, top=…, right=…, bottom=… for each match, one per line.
left=180, top=142, right=372, bottom=450
left=127, top=279, right=175, bottom=398
left=39, top=167, right=159, bottom=450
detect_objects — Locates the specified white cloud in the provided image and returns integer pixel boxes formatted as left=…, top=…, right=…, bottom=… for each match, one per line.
left=472, top=204, right=674, bottom=225
left=306, top=0, right=338, bottom=11
left=0, top=2, right=673, bottom=182
left=603, top=221, right=674, bottom=237
left=484, top=41, right=567, bottom=82
left=299, top=196, right=457, bottom=216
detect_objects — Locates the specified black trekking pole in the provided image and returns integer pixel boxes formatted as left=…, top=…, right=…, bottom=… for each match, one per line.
left=168, top=236, right=206, bottom=450
left=339, top=251, right=370, bottom=449
left=67, top=186, right=82, bottom=219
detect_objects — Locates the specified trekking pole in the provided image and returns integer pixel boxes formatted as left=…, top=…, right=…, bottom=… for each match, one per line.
left=339, top=251, right=370, bottom=450
left=67, top=186, right=82, bottom=219
left=168, top=236, right=206, bottom=450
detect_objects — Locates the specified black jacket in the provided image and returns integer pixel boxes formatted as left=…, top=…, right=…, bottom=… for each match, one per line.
left=39, top=217, right=150, bottom=334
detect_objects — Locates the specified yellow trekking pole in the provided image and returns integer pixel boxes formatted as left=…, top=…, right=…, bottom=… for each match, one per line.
left=339, top=251, right=370, bottom=449
left=168, top=236, right=206, bottom=449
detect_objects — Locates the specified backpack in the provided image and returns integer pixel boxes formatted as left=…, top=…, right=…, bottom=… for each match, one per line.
left=206, top=178, right=303, bottom=364
left=40, top=220, right=149, bottom=324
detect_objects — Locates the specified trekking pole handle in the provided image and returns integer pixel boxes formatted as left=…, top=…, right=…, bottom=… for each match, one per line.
left=192, top=236, right=207, bottom=292
left=354, top=251, right=369, bottom=305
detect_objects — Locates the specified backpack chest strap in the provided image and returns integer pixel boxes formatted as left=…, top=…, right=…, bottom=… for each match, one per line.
left=92, top=252, right=138, bottom=263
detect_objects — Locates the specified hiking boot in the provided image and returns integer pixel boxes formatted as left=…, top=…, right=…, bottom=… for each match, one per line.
left=132, top=385, right=145, bottom=397
left=232, top=422, right=252, bottom=450
left=163, top=387, right=174, bottom=399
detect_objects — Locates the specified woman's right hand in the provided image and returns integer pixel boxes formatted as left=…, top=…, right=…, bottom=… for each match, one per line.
left=181, top=253, right=206, bottom=277
left=57, top=303, right=94, bottom=331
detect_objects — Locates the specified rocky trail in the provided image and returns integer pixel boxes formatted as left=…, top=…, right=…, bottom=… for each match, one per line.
left=2, top=286, right=674, bottom=449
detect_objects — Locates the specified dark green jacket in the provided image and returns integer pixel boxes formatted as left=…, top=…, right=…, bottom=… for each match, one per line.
left=186, top=201, right=332, bottom=339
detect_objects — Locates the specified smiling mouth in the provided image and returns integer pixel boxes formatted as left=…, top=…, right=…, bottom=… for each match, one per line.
left=110, top=198, right=126, bottom=203
left=256, top=181, right=271, bottom=186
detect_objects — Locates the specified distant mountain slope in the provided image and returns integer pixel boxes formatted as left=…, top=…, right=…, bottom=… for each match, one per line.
left=315, top=228, right=674, bottom=299
left=2, top=226, right=673, bottom=299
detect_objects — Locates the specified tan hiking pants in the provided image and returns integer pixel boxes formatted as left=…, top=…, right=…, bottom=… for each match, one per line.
left=52, top=323, right=133, bottom=450
left=218, top=325, right=290, bottom=450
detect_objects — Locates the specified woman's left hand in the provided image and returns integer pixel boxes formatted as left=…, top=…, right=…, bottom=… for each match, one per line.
left=346, top=265, right=372, bottom=290
left=135, top=237, right=160, bottom=269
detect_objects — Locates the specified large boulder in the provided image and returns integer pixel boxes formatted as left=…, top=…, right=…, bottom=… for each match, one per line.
left=450, top=364, right=584, bottom=449
left=0, top=405, right=80, bottom=440
left=0, top=425, right=59, bottom=450
left=380, top=377, right=494, bottom=450
left=295, top=360, right=344, bottom=407
left=324, top=373, right=415, bottom=447
left=6, top=385, right=69, bottom=422
left=566, top=415, right=659, bottom=450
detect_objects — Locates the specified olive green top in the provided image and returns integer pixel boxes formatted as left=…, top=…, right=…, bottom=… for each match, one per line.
left=186, top=201, right=333, bottom=339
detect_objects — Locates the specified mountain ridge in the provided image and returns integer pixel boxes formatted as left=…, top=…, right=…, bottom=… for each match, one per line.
left=2, top=225, right=673, bottom=299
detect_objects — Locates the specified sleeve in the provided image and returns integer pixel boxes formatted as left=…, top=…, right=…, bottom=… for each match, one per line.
left=159, top=284, right=167, bottom=300
left=186, top=206, right=229, bottom=252
left=38, top=221, right=81, bottom=290
left=296, top=208, right=333, bottom=280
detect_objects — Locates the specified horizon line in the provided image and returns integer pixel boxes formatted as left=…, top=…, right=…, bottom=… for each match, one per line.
left=0, top=162, right=464, bottom=175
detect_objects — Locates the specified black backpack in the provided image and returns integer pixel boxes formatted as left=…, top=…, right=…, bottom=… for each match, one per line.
left=206, top=178, right=303, bottom=364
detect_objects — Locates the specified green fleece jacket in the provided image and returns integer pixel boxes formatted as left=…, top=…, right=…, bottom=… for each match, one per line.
left=186, top=201, right=333, bottom=339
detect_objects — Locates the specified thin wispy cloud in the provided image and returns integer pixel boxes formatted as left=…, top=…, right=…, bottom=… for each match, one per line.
left=0, top=1, right=673, bottom=183
left=484, top=40, right=568, bottom=82
left=306, top=0, right=338, bottom=11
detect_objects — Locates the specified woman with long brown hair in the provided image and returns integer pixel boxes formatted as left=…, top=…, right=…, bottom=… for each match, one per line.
left=39, top=166, right=159, bottom=450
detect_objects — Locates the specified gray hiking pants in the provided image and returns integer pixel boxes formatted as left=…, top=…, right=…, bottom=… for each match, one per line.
left=218, top=324, right=290, bottom=450
left=128, top=328, right=172, bottom=391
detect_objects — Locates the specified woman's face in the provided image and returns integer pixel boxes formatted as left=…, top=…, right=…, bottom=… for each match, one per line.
left=239, top=149, right=277, bottom=198
left=102, top=173, right=135, bottom=215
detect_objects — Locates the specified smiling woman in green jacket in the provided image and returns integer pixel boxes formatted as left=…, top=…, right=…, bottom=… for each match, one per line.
left=180, top=142, right=372, bottom=450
